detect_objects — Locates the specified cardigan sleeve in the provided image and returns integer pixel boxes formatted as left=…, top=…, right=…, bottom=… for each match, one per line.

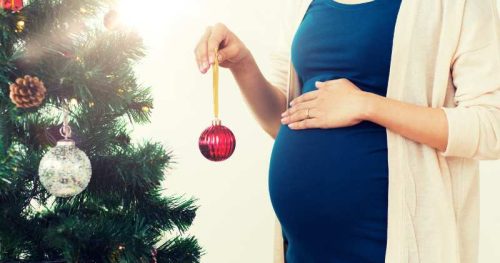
left=438, top=0, right=500, bottom=160
left=266, top=1, right=294, bottom=97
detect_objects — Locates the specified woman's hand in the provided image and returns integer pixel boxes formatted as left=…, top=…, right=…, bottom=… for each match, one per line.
left=280, top=78, right=369, bottom=129
left=194, top=23, right=252, bottom=73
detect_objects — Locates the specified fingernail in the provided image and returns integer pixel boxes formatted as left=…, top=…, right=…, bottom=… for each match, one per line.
left=202, top=61, right=209, bottom=69
left=208, top=55, right=214, bottom=64
left=217, top=54, right=223, bottom=62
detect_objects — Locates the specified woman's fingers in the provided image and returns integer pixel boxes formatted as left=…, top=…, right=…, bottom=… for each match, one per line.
left=207, top=23, right=228, bottom=64
left=289, top=90, right=320, bottom=106
left=288, top=118, right=321, bottom=130
left=195, top=26, right=213, bottom=73
left=282, top=104, right=320, bottom=124
left=282, top=108, right=309, bottom=123
left=217, top=43, right=238, bottom=64
left=195, top=23, right=229, bottom=73
left=195, top=23, right=249, bottom=72
left=282, top=100, right=315, bottom=117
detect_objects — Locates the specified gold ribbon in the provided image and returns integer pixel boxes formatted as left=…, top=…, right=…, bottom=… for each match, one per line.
left=212, top=48, right=219, bottom=119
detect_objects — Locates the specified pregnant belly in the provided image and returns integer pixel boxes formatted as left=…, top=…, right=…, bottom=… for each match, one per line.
left=268, top=121, right=389, bottom=255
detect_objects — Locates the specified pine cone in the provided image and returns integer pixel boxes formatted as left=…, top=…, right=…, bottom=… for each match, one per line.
left=9, top=75, right=47, bottom=108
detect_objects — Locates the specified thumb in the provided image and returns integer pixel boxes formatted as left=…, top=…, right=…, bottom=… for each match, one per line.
left=315, top=81, right=327, bottom=89
left=216, top=50, right=225, bottom=64
left=216, top=44, right=239, bottom=64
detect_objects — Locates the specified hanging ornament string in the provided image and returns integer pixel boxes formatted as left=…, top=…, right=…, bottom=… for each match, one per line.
left=198, top=47, right=236, bottom=162
left=212, top=47, right=220, bottom=120
left=59, top=103, right=72, bottom=140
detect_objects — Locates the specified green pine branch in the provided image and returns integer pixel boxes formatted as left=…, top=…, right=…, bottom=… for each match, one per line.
left=0, top=0, right=201, bottom=261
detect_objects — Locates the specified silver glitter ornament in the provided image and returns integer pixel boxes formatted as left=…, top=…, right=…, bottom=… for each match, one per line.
left=38, top=139, right=92, bottom=197
left=38, top=103, right=92, bottom=197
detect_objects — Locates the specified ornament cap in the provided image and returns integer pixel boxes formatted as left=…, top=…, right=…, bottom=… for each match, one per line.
left=56, top=139, right=76, bottom=146
left=212, top=118, right=221, bottom=126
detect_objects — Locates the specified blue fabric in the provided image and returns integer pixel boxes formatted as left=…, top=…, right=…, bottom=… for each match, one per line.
left=268, top=0, right=402, bottom=262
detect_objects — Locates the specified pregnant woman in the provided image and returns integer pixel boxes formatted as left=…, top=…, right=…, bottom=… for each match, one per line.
left=194, top=0, right=500, bottom=262
left=269, top=0, right=400, bottom=262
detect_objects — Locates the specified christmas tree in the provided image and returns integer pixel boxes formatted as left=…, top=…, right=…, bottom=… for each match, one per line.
left=0, top=0, right=202, bottom=262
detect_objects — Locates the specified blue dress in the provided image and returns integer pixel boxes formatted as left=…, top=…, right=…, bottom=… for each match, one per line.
left=268, top=0, right=402, bottom=262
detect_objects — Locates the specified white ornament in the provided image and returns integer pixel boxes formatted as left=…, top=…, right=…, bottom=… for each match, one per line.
left=39, top=103, right=92, bottom=197
left=38, top=140, right=92, bottom=198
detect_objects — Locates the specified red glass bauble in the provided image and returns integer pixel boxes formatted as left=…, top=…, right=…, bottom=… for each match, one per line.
left=104, top=9, right=120, bottom=30
left=1, top=0, right=23, bottom=12
left=198, top=120, right=236, bottom=161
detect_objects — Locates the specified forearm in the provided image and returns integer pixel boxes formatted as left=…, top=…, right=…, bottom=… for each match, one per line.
left=230, top=54, right=286, bottom=138
left=362, top=92, right=449, bottom=152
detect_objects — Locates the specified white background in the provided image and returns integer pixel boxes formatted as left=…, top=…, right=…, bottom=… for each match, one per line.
left=124, top=0, right=500, bottom=262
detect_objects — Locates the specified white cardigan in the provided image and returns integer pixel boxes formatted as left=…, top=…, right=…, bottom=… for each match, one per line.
left=266, top=0, right=500, bottom=262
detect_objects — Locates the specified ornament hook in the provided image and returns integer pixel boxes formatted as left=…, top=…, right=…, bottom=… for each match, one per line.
left=59, top=103, right=72, bottom=140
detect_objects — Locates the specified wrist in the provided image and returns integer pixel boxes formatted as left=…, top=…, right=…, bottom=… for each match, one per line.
left=358, top=91, right=380, bottom=122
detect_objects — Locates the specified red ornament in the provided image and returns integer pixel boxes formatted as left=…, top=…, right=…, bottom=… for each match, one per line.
left=1, top=0, right=23, bottom=12
left=104, top=9, right=120, bottom=30
left=199, top=119, right=236, bottom=162
left=199, top=48, right=236, bottom=161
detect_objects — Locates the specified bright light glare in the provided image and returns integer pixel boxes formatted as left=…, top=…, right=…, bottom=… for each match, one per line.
left=116, top=0, right=200, bottom=40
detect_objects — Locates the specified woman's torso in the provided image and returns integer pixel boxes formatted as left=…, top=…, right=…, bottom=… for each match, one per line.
left=268, top=0, right=402, bottom=262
